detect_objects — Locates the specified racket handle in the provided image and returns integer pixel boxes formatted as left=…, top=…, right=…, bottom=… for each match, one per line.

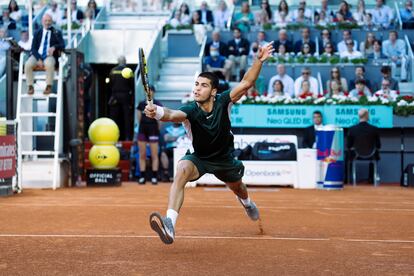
left=147, top=99, right=153, bottom=107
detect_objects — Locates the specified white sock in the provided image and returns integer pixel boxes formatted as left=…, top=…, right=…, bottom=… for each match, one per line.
left=166, top=209, right=178, bottom=227
left=239, top=196, right=251, bottom=207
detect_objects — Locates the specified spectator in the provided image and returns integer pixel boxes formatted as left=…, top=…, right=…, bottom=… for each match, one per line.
left=315, top=10, right=330, bottom=26
left=294, top=67, right=318, bottom=97
left=271, top=80, right=288, bottom=97
left=45, top=2, right=64, bottom=26
left=299, top=43, right=312, bottom=57
left=232, top=2, right=254, bottom=33
left=136, top=85, right=162, bottom=185
left=302, top=110, right=323, bottom=149
left=255, top=0, right=272, bottom=26
left=214, top=0, right=231, bottom=30
left=24, top=14, right=65, bottom=95
left=367, top=40, right=387, bottom=59
left=294, top=27, right=316, bottom=54
left=321, top=42, right=336, bottom=56
left=8, top=0, right=21, bottom=22
left=178, top=3, right=191, bottom=24
left=349, top=66, right=372, bottom=91
left=227, top=28, right=250, bottom=80
left=380, top=65, right=399, bottom=91
left=349, top=78, right=371, bottom=97
left=319, top=29, right=333, bottom=51
left=191, top=10, right=201, bottom=24
left=276, top=44, right=289, bottom=57
left=160, top=123, right=186, bottom=182
left=363, top=12, right=376, bottom=30
left=204, top=30, right=227, bottom=57
left=292, top=0, right=312, bottom=22
left=353, top=0, right=368, bottom=24
left=68, top=0, right=84, bottom=24
left=293, top=7, right=309, bottom=24
left=370, top=0, right=394, bottom=29
left=337, top=30, right=357, bottom=53
left=347, top=108, right=381, bottom=183
left=273, top=29, right=293, bottom=53
left=204, top=45, right=232, bottom=81
left=326, top=67, right=348, bottom=95
left=17, top=29, right=31, bottom=51
left=169, top=10, right=185, bottom=28
left=274, top=0, right=291, bottom=24
left=328, top=79, right=346, bottom=97
left=267, top=64, right=294, bottom=97
left=334, top=0, right=353, bottom=21
left=0, top=28, right=10, bottom=77
left=196, top=1, right=214, bottom=26
left=382, top=31, right=408, bottom=81
left=374, top=78, right=398, bottom=100
left=339, top=39, right=363, bottom=59
left=298, top=79, right=317, bottom=98
left=315, top=0, right=333, bottom=22
left=400, top=0, right=414, bottom=27
left=87, top=0, right=100, bottom=18
left=0, top=9, right=16, bottom=30
left=360, top=32, right=376, bottom=56
left=253, top=31, right=269, bottom=47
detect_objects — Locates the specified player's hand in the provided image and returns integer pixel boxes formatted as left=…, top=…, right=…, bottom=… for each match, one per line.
left=257, top=42, right=275, bottom=63
left=144, top=104, right=157, bottom=118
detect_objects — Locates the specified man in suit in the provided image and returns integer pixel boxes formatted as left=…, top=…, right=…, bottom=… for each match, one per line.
left=294, top=27, right=316, bottom=54
left=302, top=110, right=323, bottom=148
left=24, top=13, right=65, bottom=95
left=273, top=29, right=293, bottom=53
left=196, top=1, right=214, bottom=26
left=204, top=30, right=228, bottom=57
left=227, top=28, right=250, bottom=80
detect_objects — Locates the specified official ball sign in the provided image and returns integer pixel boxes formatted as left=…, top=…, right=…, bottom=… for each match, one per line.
left=0, top=135, right=16, bottom=178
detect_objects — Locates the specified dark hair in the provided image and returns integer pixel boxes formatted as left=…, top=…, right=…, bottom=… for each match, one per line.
left=355, top=78, right=366, bottom=85
left=381, top=65, right=391, bottom=74
left=313, top=110, right=322, bottom=117
left=198, top=72, right=219, bottom=90
left=273, top=79, right=284, bottom=91
left=149, top=85, right=156, bottom=92
left=8, top=0, right=19, bottom=12
left=389, top=30, right=398, bottom=37
left=278, top=0, right=289, bottom=14
left=356, top=65, right=365, bottom=72
left=261, top=1, right=272, bottom=20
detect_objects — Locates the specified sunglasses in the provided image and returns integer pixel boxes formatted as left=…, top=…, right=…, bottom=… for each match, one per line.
left=302, top=72, right=310, bottom=75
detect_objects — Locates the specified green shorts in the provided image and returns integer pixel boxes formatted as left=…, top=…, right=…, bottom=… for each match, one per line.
left=181, top=153, right=244, bottom=183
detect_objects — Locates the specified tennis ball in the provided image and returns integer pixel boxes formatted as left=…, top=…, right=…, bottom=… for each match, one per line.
left=88, top=118, right=119, bottom=145
left=89, top=145, right=120, bottom=169
left=121, top=67, right=134, bottom=79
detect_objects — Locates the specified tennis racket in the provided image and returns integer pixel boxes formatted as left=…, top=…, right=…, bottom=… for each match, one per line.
left=138, top=47, right=153, bottom=107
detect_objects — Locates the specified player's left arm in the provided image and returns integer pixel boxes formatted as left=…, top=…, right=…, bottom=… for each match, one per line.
left=230, top=42, right=274, bottom=103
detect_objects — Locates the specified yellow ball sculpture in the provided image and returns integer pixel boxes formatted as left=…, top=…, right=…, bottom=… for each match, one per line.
left=88, top=118, right=119, bottom=145
left=121, top=67, right=134, bottom=79
left=89, top=145, right=120, bottom=169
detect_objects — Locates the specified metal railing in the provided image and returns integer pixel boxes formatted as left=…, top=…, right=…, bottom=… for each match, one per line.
left=405, top=34, right=414, bottom=81
left=394, top=1, right=403, bottom=30
left=317, top=72, right=323, bottom=96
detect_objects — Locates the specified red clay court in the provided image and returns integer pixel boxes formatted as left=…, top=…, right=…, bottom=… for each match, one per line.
left=0, top=183, right=414, bottom=275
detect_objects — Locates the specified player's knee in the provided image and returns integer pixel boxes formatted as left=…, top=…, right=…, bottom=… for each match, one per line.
left=176, top=161, right=195, bottom=179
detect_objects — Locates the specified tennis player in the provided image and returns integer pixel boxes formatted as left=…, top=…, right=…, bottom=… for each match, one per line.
left=145, top=42, right=274, bottom=245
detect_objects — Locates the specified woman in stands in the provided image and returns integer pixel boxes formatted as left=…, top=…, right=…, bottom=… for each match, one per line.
left=272, top=80, right=288, bottom=97
left=335, top=1, right=354, bottom=22
left=276, top=44, right=289, bottom=58
left=255, top=0, right=272, bottom=26
left=326, top=67, right=348, bottom=95
left=8, top=0, right=21, bottom=22
left=274, top=0, right=291, bottom=23
left=360, top=32, right=376, bottom=56
left=328, top=79, right=346, bottom=97
left=299, top=80, right=317, bottom=98
left=300, top=43, right=312, bottom=57
left=321, top=42, right=336, bottom=56
left=353, top=0, right=368, bottom=25
left=178, top=3, right=191, bottom=25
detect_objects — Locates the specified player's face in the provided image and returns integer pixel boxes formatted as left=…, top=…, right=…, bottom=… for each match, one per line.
left=193, top=77, right=216, bottom=104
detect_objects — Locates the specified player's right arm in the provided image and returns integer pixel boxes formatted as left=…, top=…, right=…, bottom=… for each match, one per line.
left=144, top=105, right=187, bottom=123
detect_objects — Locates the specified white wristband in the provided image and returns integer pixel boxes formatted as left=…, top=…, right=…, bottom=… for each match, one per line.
left=154, top=105, right=164, bottom=120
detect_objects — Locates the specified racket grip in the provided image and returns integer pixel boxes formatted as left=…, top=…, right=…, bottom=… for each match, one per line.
left=147, top=99, right=154, bottom=107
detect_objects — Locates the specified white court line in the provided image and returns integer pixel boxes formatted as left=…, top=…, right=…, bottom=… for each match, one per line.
left=1, top=234, right=414, bottom=244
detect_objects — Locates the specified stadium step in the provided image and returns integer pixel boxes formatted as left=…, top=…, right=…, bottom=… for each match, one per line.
left=163, top=57, right=199, bottom=64
left=156, top=81, right=193, bottom=92
left=399, top=82, right=414, bottom=95
left=159, top=75, right=194, bottom=82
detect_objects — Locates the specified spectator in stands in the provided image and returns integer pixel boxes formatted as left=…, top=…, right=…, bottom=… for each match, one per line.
left=299, top=43, right=312, bottom=57
left=377, top=65, right=399, bottom=91
left=349, top=66, right=372, bottom=91
left=191, top=11, right=201, bottom=24
left=45, top=2, right=64, bottom=26
left=273, top=29, right=293, bottom=53
left=367, top=40, right=387, bottom=59
left=293, top=7, right=309, bottom=24
left=319, top=29, right=333, bottom=51
left=84, top=7, right=95, bottom=30
left=400, top=0, right=414, bottom=27
left=334, top=1, right=354, bottom=22
left=321, top=42, right=336, bottom=56
left=315, top=0, right=333, bottom=22
left=205, top=45, right=232, bottom=81
left=205, top=30, right=227, bottom=57
left=337, top=30, right=357, bottom=53
left=24, top=14, right=65, bottom=95
left=370, top=0, right=394, bottom=29
left=69, top=0, right=84, bottom=24
left=17, top=29, right=31, bottom=51
left=253, top=31, right=269, bottom=47
left=196, top=1, right=214, bottom=27
left=339, top=39, right=363, bottom=59
left=267, top=64, right=294, bottom=97
left=298, top=79, right=317, bottom=98
left=137, top=85, right=162, bottom=185
left=276, top=44, right=289, bottom=57
left=0, top=28, right=10, bottom=77
left=227, top=28, right=249, bottom=80
left=160, top=123, right=186, bottom=182
left=292, top=0, right=312, bottom=22
left=294, top=67, right=318, bottom=97
left=315, top=10, right=330, bottom=26
left=363, top=12, right=376, bottom=30
left=214, top=0, right=231, bottom=30
left=360, top=32, right=376, bottom=56
left=232, top=2, right=254, bottom=33
left=294, top=27, right=315, bottom=54
left=169, top=10, right=185, bottom=28
left=353, top=0, right=368, bottom=25
left=349, top=78, right=371, bottom=97
left=0, top=9, right=16, bottom=30
left=326, top=67, right=348, bottom=95
left=87, top=0, right=100, bottom=18
left=271, top=80, right=288, bottom=97
left=255, top=0, right=272, bottom=26
left=328, top=79, right=346, bottom=97
left=8, top=0, right=21, bottom=22
left=302, top=110, right=323, bottom=149
left=178, top=3, right=191, bottom=24
left=374, top=78, right=398, bottom=100
left=382, top=31, right=408, bottom=81
left=274, top=0, right=291, bottom=25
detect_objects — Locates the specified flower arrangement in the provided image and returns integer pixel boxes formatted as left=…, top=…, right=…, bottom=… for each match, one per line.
left=266, top=54, right=367, bottom=65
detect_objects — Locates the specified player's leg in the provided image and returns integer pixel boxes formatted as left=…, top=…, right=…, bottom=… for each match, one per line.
left=226, top=180, right=259, bottom=221
left=148, top=140, right=159, bottom=184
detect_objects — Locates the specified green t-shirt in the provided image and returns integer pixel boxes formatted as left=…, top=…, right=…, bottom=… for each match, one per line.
left=179, top=90, right=234, bottom=160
